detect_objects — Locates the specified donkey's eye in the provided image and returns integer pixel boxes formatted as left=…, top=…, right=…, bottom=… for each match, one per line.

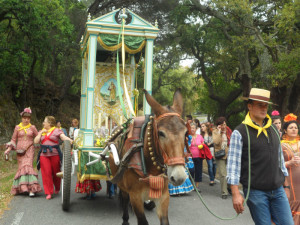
left=158, top=131, right=166, bottom=138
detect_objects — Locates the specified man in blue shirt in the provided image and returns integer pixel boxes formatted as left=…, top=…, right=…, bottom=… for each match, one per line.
left=227, top=88, right=293, bottom=225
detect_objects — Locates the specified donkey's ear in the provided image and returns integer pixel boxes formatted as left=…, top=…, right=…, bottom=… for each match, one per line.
left=171, top=88, right=183, bottom=115
left=143, top=89, right=164, bottom=115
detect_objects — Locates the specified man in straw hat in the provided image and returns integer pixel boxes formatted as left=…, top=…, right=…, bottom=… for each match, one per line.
left=226, top=88, right=293, bottom=225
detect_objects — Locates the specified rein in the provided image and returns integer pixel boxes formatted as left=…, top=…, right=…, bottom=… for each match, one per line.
left=148, top=112, right=187, bottom=172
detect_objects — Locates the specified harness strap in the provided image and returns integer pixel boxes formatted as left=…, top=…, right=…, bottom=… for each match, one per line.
left=165, top=157, right=185, bottom=166
left=155, top=113, right=182, bottom=122
left=110, top=142, right=143, bottom=184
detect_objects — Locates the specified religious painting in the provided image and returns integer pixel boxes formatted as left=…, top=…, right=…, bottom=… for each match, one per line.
left=94, top=63, right=135, bottom=127
left=100, top=78, right=124, bottom=106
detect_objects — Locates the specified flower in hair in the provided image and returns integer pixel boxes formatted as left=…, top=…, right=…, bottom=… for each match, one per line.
left=20, top=107, right=32, bottom=116
left=271, top=110, right=280, bottom=116
left=284, top=113, right=297, bottom=122
left=24, top=107, right=32, bottom=113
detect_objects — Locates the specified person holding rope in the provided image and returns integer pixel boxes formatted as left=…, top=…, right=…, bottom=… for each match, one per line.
left=227, top=88, right=293, bottom=225
left=34, top=116, right=73, bottom=200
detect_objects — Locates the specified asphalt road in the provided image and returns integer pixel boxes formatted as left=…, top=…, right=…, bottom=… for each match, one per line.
left=0, top=173, right=254, bottom=225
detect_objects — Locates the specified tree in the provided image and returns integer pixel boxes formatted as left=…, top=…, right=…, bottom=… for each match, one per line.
left=0, top=0, right=84, bottom=116
left=164, top=0, right=300, bottom=121
left=188, top=0, right=300, bottom=116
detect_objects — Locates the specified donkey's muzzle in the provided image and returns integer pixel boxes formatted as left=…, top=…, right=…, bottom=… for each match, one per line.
left=167, top=165, right=187, bottom=186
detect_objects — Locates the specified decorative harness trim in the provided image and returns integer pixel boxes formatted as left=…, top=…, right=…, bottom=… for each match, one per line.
left=155, top=113, right=181, bottom=122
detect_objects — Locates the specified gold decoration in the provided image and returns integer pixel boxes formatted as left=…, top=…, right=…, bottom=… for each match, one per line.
left=150, top=152, right=153, bottom=156
left=151, top=157, right=155, bottom=161
left=157, top=166, right=161, bottom=170
left=149, top=147, right=152, bottom=151
left=153, top=162, right=157, bottom=166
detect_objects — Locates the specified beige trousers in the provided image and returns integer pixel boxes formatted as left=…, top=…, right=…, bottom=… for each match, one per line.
left=216, top=159, right=228, bottom=196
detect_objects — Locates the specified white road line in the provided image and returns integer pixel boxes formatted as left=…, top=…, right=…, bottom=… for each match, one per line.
left=11, top=212, right=24, bottom=225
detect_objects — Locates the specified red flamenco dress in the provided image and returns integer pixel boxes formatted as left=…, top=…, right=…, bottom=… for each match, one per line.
left=75, top=179, right=102, bottom=195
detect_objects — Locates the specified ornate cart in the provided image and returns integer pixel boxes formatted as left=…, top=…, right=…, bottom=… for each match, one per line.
left=61, top=8, right=159, bottom=211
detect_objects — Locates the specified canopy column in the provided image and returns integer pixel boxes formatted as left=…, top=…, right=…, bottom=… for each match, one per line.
left=131, top=55, right=136, bottom=109
left=80, top=58, right=87, bottom=130
left=143, top=39, right=154, bottom=115
left=83, top=33, right=97, bottom=147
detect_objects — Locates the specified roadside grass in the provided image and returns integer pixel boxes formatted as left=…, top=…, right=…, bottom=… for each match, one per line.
left=0, top=150, right=18, bottom=218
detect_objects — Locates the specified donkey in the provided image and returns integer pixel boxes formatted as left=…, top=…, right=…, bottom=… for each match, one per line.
left=108, top=89, right=188, bottom=225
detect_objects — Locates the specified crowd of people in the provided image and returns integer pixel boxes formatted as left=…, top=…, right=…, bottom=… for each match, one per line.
left=4, top=87, right=300, bottom=224
left=172, top=115, right=232, bottom=199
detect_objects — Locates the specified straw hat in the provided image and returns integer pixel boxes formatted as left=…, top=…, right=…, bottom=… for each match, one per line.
left=242, top=88, right=274, bottom=104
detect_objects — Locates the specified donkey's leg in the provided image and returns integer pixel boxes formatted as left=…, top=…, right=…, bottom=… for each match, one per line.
left=130, top=194, right=149, bottom=225
left=155, top=190, right=170, bottom=225
left=121, top=190, right=130, bottom=225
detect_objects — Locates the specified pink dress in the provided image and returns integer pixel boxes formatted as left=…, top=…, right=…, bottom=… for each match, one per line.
left=6, top=125, right=42, bottom=195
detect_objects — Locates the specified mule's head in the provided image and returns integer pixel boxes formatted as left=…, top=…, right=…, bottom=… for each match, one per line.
left=144, top=89, right=187, bottom=186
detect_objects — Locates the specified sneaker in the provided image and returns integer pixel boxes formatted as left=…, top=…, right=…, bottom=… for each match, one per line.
left=29, top=192, right=35, bottom=197
left=86, top=194, right=92, bottom=200
left=46, top=194, right=51, bottom=200
left=91, top=193, right=96, bottom=198
left=221, top=195, right=228, bottom=199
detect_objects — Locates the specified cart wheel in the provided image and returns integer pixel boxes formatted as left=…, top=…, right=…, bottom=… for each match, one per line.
left=62, top=140, right=72, bottom=211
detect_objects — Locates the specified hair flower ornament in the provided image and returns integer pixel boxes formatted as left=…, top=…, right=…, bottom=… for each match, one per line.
left=284, top=113, right=297, bottom=122
left=24, top=107, right=32, bottom=113
left=271, top=110, right=280, bottom=116
left=20, top=107, right=32, bottom=116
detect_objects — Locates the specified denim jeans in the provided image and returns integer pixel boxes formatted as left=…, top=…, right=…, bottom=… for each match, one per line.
left=206, top=159, right=215, bottom=182
left=212, top=158, right=217, bottom=177
left=243, top=186, right=293, bottom=225
left=191, top=158, right=203, bottom=182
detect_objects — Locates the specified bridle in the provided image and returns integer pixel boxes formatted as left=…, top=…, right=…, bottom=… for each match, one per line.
left=147, top=112, right=189, bottom=172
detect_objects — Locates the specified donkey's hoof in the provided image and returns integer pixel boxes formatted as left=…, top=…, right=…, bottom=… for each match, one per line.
left=144, top=201, right=156, bottom=211
left=122, top=222, right=130, bottom=225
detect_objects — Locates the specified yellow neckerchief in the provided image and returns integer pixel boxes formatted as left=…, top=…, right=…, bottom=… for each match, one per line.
left=18, top=123, right=31, bottom=134
left=242, top=112, right=272, bottom=138
left=42, top=126, right=56, bottom=136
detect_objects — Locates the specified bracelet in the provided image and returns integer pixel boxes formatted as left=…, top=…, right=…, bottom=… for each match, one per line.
left=283, top=185, right=290, bottom=189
